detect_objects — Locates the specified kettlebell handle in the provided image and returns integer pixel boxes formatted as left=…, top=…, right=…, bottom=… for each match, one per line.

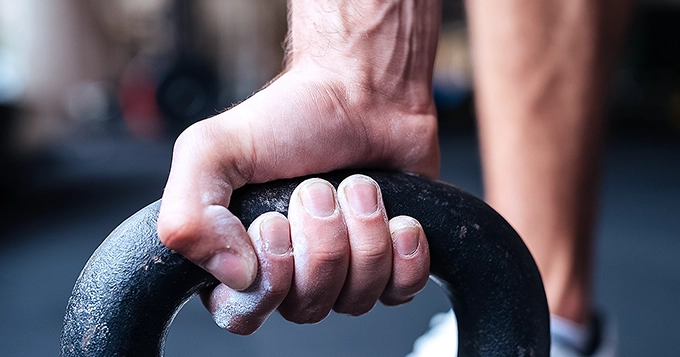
left=60, top=171, right=550, bottom=356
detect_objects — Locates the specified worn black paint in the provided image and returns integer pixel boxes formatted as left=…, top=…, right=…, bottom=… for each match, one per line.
left=60, top=171, right=550, bottom=356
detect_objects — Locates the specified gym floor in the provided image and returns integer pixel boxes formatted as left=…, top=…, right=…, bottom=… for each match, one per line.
left=1, top=125, right=678, bottom=356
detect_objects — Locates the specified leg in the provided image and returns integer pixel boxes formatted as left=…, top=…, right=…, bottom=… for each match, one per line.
left=466, top=0, right=630, bottom=324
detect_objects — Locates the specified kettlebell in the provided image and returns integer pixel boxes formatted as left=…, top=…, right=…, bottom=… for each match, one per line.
left=60, top=171, right=550, bottom=356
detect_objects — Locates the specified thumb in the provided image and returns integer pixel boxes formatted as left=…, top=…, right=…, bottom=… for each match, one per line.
left=157, top=121, right=258, bottom=291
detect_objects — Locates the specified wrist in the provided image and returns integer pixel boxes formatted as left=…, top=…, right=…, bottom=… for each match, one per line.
left=270, top=66, right=440, bottom=178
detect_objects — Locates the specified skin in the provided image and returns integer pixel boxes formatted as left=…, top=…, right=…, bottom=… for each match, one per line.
left=466, top=0, right=631, bottom=323
left=158, top=0, right=441, bottom=333
left=159, top=0, right=630, bottom=335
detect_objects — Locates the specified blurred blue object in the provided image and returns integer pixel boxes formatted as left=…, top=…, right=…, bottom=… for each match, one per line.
left=0, top=48, right=25, bottom=104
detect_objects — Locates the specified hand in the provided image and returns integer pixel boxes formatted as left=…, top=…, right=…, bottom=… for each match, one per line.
left=157, top=66, right=438, bottom=330
left=201, top=175, right=430, bottom=334
left=157, top=67, right=439, bottom=287
left=157, top=0, right=441, bottom=332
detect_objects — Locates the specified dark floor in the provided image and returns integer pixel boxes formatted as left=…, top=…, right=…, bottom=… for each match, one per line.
left=0, top=126, right=678, bottom=356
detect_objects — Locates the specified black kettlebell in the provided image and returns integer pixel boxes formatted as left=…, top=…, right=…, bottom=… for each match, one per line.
left=60, top=171, right=550, bottom=356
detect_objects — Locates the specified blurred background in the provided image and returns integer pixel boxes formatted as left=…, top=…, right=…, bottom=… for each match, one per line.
left=0, top=0, right=678, bottom=356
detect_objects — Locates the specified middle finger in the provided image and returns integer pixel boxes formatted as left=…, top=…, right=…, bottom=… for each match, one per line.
left=333, top=174, right=392, bottom=315
left=278, top=178, right=350, bottom=323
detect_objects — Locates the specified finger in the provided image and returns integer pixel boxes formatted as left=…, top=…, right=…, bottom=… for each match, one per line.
left=201, top=212, right=294, bottom=335
left=380, top=216, right=430, bottom=306
left=333, top=174, right=392, bottom=315
left=278, top=178, right=350, bottom=324
left=157, top=120, right=258, bottom=291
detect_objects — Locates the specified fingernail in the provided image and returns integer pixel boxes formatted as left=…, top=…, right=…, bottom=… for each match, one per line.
left=299, top=180, right=336, bottom=218
left=260, top=214, right=291, bottom=255
left=344, top=176, right=379, bottom=216
left=391, top=218, right=421, bottom=256
left=204, top=251, right=254, bottom=291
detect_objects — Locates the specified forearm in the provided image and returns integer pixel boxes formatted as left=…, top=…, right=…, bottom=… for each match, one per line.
left=287, top=0, right=442, bottom=112
left=466, top=0, right=631, bottom=322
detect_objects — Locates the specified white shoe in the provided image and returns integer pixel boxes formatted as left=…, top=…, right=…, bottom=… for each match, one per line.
left=551, top=314, right=618, bottom=357
left=406, top=310, right=458, bottom=357
left=406, top=310, right=617, bottom=357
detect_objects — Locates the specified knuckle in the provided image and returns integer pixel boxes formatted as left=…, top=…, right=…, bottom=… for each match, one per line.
left=278, top=289, right=335, bottom=324
left=380, top=295, right=414, bottom=307
left=280, top=305, right=330, bottom=324
left=261, top=279, right=290, bottom=298
left=174, top=122, right=202, bottom=151
left=352, top=238, right=391, bottom=263
left=174, top=121, right=221, bottom=157
left=334, top=301, right=374, bottom=316
left=223, top=316, right=263, bottom=336
left=178, top=120, right=211, bottom=142
left=392, top=271, right=428, bottom=297
left=307, top=247, right=349, bottom=266
left=157, top=213, right=201, bottom=252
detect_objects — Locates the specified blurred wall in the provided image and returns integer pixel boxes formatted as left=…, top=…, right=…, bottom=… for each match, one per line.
left=198, top=0, right=287, bottom=101
left=1, top=0, right=120, bottom=153
left=2, top=0, right=679, bottom=158
left=0, top=0, right=288, bottom=154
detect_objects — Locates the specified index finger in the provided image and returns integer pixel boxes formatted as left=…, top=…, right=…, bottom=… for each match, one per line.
left=157, top=119, right=258, bottom=291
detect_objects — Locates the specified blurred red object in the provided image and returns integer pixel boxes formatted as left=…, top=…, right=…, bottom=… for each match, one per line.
left=118, top=60, right=164, bottom=139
